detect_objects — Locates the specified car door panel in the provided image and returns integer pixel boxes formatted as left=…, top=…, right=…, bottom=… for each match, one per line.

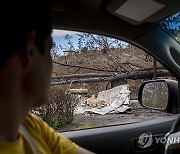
left=62, top=115, right=178, bottom=154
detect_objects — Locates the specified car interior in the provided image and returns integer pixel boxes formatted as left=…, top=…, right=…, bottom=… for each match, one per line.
left=51, top=0, right=180, bottom=153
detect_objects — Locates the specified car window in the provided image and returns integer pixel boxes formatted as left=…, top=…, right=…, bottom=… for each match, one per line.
left=159, top=11, right=180, bottom=43
left=32, top=29, right=176, bottom=132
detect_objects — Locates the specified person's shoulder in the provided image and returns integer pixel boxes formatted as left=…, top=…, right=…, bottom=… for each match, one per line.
left=25, top=112, right=42, bottom=121
left=23, top=112, right=46, bottom=132
left=23, top=113, right=81, bottom=153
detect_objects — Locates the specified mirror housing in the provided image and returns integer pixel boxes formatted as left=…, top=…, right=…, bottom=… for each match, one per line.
left=138, top=79, right=179, bottom=114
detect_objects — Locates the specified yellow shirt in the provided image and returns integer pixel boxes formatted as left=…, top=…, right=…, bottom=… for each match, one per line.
left=0, top=113, right=79, bottom=154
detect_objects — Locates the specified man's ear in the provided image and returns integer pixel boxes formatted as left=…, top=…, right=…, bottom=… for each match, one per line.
left=20, top=31, right=36, bottom=70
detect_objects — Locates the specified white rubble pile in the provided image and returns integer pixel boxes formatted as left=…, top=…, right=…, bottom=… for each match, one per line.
left=74, top=84, right=131, bottom=115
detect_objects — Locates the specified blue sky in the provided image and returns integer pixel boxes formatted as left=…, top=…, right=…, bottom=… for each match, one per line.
left=52, top=29, right=79, bottom=50
left=52, top=29, right=129, bottom=54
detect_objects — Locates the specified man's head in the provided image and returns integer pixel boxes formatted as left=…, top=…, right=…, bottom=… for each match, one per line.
left=0, top=0, right=53, bottom=108
left=1, top=0, right=52, bottom=67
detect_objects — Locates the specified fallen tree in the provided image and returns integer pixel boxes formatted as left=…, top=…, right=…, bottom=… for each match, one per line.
left=51, top=70, right=171, bottom=85
left=52, top=73, right=114, bottom=80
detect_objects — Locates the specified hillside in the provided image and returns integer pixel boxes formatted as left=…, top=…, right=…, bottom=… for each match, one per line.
left=52, top=45, right=170, bottom=99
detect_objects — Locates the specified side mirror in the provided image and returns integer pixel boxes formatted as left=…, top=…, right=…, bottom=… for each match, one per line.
left=138, top=79, right=179, bottom=114
left=140, top=80, right=168, bottom=110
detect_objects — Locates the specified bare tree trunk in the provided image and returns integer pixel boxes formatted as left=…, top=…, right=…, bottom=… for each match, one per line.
left=52, top=73, right=113, bottom=80
left=153, top=58, right=157, bottom=79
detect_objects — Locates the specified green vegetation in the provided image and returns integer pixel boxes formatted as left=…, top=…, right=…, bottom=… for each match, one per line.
left=32, top=86, right=78, bottom=129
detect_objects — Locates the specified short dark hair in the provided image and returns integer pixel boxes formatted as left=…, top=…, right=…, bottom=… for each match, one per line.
left=0, top=0, right=52, bottom=68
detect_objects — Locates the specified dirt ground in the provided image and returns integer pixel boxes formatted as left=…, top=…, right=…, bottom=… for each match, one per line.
left=59, top=100, right=172, bottom=132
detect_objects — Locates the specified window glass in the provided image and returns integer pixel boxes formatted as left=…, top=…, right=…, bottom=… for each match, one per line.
left=32, top=29, right=175, bottom=132
left=159, top=11, right=180, bottom=43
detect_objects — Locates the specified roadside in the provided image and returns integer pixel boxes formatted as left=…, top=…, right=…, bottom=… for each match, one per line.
left=58, top=100, right=172, bottom=132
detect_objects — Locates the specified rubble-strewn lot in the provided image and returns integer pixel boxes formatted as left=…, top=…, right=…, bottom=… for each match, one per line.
left=59, top=100, right=172, bottom=132
left=51, top=40, right=175, bottom=132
